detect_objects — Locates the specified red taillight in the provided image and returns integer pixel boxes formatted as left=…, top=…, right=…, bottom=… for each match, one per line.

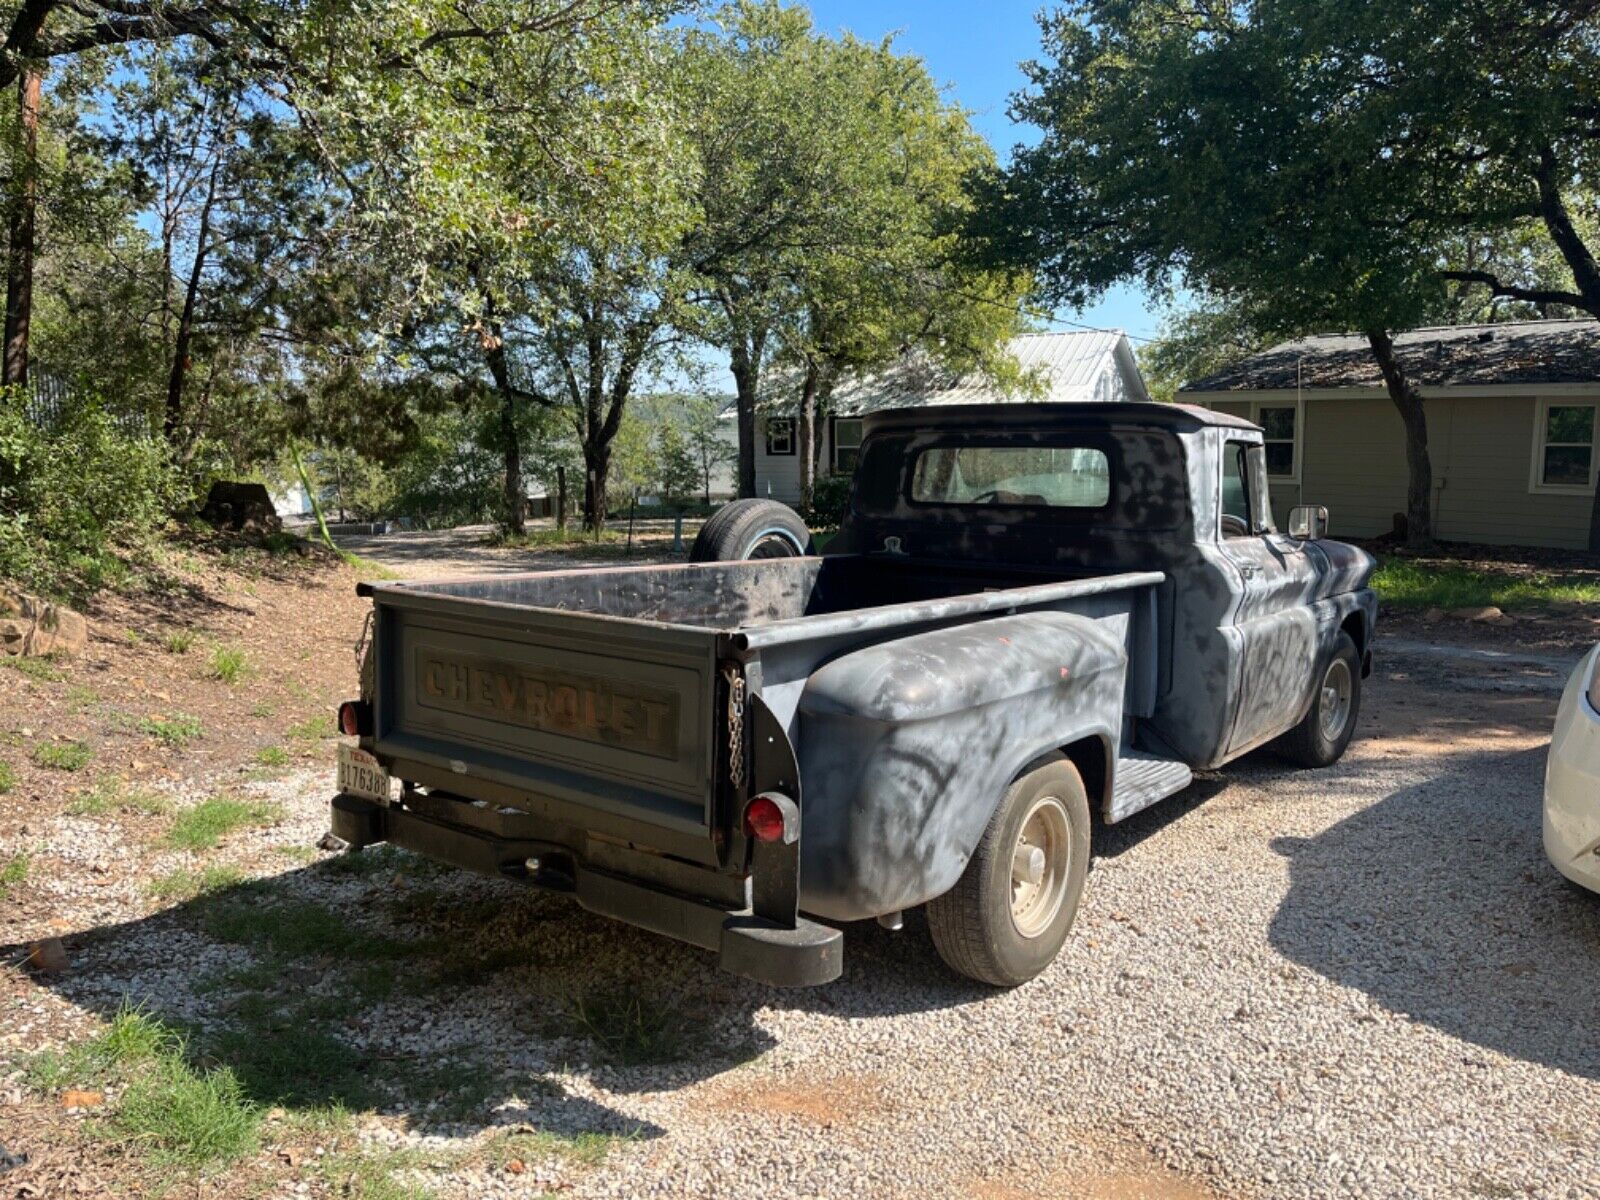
left=744, top=794, right=787, bottom=842
left=337, top=700, right=369, bottom=737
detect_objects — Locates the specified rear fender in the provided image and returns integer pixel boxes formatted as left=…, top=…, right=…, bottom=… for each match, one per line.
left=796, top=611, right=1126, bottom=921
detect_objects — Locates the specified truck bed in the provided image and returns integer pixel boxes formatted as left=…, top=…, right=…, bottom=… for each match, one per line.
left=361, top=556, right=1165, bottom=866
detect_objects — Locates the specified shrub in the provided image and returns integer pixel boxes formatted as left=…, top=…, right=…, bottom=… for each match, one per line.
left=162, top=630, right=195, bottom=655
left=33, top=740, right=92, bottom=771
left=0, top=394, right=186, bottom=599
left=208, top=645, right=249, bottom=684
left=798, top=472, right=852, bottom=529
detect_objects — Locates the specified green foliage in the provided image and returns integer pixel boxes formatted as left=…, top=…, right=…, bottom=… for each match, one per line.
left=147, top=866, right=247, bottom=904
left=563, top=988, right=695, bottom=1066
left=652, top=421, right=700, bottom=506
left=166, top=796, right=282, bottom=851
left=140, top=713, right=204, bottom=748
left=0, top=395, right=185, bottom=599
left=0, top=759, right=14, bottom=794
left=162, top=630, right=195, bottom=655
left=114, top=1054, right=261, bottom=1170
left=3, top=654, right=64, bottom=682
left=33, top=739, right=92, bottom=771
left=0, top=852, right=27, bottom=898
left=207, top=645, right=250, bottom=684
left=66, top=777, right=171, bottom=818
left=1371, top=560, right=1600, bottom=611
left=254, top=745, right=289, bottom=768
left=798, top=472, right=852, bottom=529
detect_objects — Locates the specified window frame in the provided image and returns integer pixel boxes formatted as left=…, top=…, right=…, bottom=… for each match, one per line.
left=1528, top=397, right=1599, bottom=495
left=1220, top=438, right=1275, bottom=538
left=764, top=416, right=795, bottom=457
left=899, top=432, right=1120, bottom=518
left=1253, top=403, right=1299, bottom=482
left=831, top=416, right=863, bottom=474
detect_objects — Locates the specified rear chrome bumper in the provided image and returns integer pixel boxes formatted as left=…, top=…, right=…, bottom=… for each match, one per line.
left=330, top=793, right=843, bottom=988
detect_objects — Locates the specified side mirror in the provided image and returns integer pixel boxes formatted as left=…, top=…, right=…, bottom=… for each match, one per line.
left=1288, top=504, right=1328, bottom=540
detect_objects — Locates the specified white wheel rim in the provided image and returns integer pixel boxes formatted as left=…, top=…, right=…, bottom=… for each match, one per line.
left=1319, top=657, right=1353, bottom=742
left=1010, top=795, right=1072, bottom=939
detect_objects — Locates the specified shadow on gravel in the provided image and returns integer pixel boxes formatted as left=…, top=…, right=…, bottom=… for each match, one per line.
left=1268, top=744, right=1600, bottom=1081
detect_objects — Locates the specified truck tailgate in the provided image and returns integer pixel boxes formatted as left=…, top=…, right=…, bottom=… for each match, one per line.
left=369, top=588, right=720, bottom=853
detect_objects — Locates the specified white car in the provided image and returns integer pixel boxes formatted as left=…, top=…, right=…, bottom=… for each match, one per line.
left=1545, top=642, right=1600, bottom=893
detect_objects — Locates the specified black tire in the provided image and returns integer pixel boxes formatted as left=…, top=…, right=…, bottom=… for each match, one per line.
left=690, top=498, right=811, bottom=562
left=1276, top=631, right=1362, bottom=768
left=926, top=755, right=1091, bottom=987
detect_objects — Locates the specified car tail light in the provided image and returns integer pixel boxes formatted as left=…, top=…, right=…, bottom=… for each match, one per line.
left=744, top=794, right=788, bottom=842
left=338, top=700, right=372, bottom=737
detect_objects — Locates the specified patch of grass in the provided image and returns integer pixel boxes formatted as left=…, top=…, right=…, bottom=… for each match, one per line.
left=139, top=712, right=205, bottom=748
left=207, top=644, right=249, bottom=684
left=2, top=655, right=65, bottom=683
left=66, top=684, right=98, bottom=710
left=33, top=739, right=92, bottom=771
left=66, top=777, right=171, bottom=818
left=0, top=758, right=14, bottom=794
left=0, top=852, right=28, bottom=898
left=286, top=712, right=336, bottom=741
left=564, top=988, right=694, bottom=1067
left=115, top=1051, right=261, bottom=1170
left=162, top=629, right=195, bottom=654
left=1371, top=559, right=1600, bottom=611
left=250, top=700, right=275, bottom=718
left=208, top=1015, right=380, bottom=1110
left=339, top=550, right=399, bottom=580
left=481, top=1128, right=624, bottom=1171
left=146, top=865, right=247, bottom=904
left=254, top=744, right=289, bottom=768
left=166, top=796, right=282, bottom=851
left=273, top=844, right=319, bottom=865
left=199, top=895, right=406, bottom=961
left=313, top=1148, right=438, bottom=1200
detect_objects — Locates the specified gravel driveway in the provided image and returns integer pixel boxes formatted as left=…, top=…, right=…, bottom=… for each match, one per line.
left=7, top=614, right=1598, bottom=1198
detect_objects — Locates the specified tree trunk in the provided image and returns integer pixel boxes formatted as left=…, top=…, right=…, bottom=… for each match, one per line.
left=481, top=295, right=523, bottom=537
left=731, top=342, right=758, bottom=499
left=165, top=160, right=220, bottom=447
left=1367, top=329, right=1433, bottom=549
left=797, top=359, right=819, bottom=513
left=1534, top=146, right=1600, bottom=318
left=3, top=67, right=41, bottom=388
left=556, top=463, right=567, bottom=532
left=583, top=449, right=610, bottom=530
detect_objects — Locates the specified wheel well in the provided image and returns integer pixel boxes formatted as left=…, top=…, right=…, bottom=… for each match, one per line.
left=1340, top=611, right=1367, bottom=656
left=1060, top=735, right=1110, bottom=813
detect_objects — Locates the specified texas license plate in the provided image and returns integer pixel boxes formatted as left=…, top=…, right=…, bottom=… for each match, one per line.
left=337, top=743, right=391, bottom=804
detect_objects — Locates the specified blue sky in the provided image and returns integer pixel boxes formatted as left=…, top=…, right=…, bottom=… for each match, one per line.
left=804, top=0, right=1166, bottom=342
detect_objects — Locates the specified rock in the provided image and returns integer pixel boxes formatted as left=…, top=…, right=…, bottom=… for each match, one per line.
left=26, top=938, right=68, bottom=974
left=1422, top=607, right=1446, bottom=623
left=60, top=1090, right=102, bottom=1109
left=0, top=587, right=88, bottom=659
left=1448, top=605, right=1505, bottom=623
left=199, top=480, right=282, bottom=535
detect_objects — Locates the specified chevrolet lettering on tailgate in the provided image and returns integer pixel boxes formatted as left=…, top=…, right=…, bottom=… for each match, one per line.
left=415, top=649, right=678, bottom=758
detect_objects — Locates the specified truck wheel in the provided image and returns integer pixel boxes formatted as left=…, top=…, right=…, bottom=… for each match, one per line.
left=1277, top=630, right=1362, bottom=768
left=690, top=499, right=811, bottom=562
left=927, top=756, right=1091, bottom=987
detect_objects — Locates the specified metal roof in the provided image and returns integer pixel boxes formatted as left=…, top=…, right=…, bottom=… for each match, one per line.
left=1180, top=319, right=1600, bottom=392
left=754, top=330, right=1149, bottom=416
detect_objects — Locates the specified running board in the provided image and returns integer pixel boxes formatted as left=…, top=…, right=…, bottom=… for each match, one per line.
left=1108, top=750, right=1193, bottom=822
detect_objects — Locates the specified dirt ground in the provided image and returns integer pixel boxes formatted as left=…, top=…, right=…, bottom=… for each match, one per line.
left=1, top=530, right=1596, bottom=1199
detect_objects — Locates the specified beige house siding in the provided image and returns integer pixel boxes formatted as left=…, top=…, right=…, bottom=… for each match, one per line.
left=1201, top=391, right=1598, bottom=549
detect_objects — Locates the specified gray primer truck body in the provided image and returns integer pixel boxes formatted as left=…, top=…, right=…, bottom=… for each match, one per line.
left=331, top=402, right=1377, bottom=986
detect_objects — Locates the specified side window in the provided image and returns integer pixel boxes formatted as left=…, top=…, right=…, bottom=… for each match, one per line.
left=1247, top=444, right=1275, bottom=533
left=1221, top=441, right=1251, bottom=536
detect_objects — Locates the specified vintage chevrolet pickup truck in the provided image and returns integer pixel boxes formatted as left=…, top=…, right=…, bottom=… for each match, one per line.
left=329, top=403, right=1377, bottom=988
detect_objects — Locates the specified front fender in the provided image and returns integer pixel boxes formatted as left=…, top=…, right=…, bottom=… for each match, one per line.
left=795, top=611, right=1126, bottom=921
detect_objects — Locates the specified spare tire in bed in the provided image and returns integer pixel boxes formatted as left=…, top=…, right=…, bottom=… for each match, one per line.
left=690, top=499, right=812, bottom=561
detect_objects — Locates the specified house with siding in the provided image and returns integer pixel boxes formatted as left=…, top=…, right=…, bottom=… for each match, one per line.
left=1180, top=319, right=1600, bottom=550
left=748, top=330, right=1149, bottom=504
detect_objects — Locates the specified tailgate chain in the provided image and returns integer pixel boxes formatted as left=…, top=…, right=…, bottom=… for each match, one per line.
left=723, top=665, right=746, bottom=791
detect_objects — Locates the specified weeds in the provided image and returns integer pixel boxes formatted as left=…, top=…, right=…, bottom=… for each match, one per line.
left=166, top=796, right=281, bottom=851
left=208, top=644, right=250, bottom=684
left=0, top=852, right=27, bottom=898
left=564, top=988, right=693, bottom=1066
left=140, top=713, right=204, bottom=748
left=287, top=713, right=335, bottom=741
left=2, top=655, right=65, bottom=683
left=162, top=630, right=195, bottom=654
left=0, top=758, right=14, bottom=794
left=254, top=745, right=289, bottom=768
left=146, top=865, right=247, bottom=904
left=67, top=777, right=170, bottom=818
left=33, top=739, right=92, bottom=771
left=1372, top=559, right=1600, bottom=611
left=66, top=683, right=98, bottom=710
left=482, top=1128, right=624, bottom=1171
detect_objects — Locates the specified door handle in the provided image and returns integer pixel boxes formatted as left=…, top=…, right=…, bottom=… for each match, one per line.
left=1237, top=564, right=1258, bottom=579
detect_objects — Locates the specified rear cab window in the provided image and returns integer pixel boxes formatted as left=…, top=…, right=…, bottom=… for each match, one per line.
left=910, top=445, right=1112, bottom=508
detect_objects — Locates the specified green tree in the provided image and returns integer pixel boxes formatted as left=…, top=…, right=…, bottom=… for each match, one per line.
left=653, top=419, right=698, bottom=506
left=681, top=392, right=733, bottom=505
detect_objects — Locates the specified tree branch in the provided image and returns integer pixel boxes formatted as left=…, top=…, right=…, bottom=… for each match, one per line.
left=1440, top=269, right=1586, bottom=309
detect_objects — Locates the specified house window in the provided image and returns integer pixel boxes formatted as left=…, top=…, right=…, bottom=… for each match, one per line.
left=832, top=418, right=863, bottom=473
left=1257, top=405, right=1297, bottom=479
left=1535, top=402, right=1597, bottom=490
left=764, top=417, right=795, bottom=456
